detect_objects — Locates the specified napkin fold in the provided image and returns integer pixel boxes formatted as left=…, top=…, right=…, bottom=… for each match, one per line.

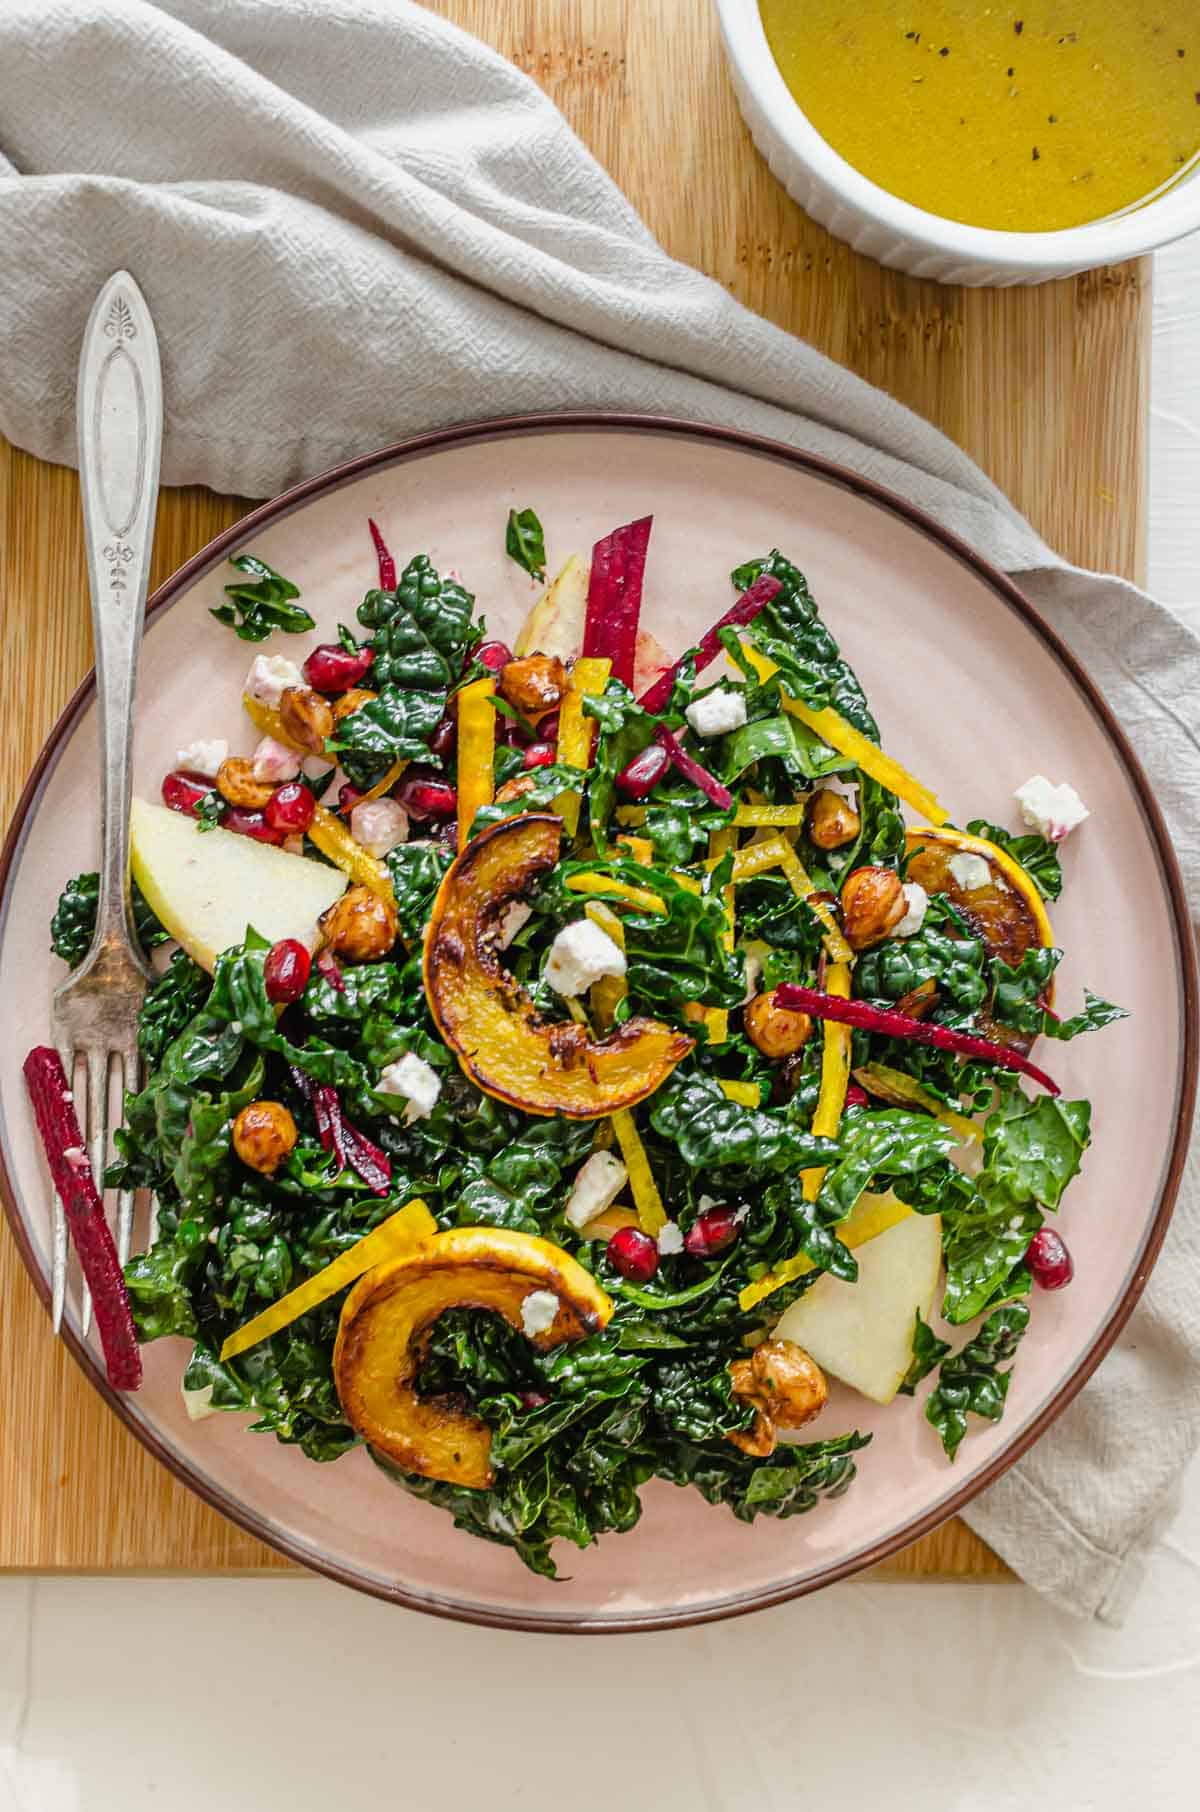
left=1, top=0, right=1197, bottom=1621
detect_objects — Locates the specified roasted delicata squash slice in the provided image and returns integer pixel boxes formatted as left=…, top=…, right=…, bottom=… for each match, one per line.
left=423, top=812, right=693, bottom=1117
left=333, top=1227, right=613, bottom=1488
left=904, top=825, right=1052, bottom=963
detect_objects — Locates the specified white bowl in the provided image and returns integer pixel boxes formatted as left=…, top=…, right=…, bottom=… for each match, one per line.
left=716, top=0, right=1200, bottom=286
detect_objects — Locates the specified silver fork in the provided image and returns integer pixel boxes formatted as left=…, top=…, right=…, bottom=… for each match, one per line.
left=51, top=271, right=163, bottom=1335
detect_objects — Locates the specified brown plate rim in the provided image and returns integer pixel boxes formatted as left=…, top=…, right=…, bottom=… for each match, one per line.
left=1, top=409, right=1195, bottom=1632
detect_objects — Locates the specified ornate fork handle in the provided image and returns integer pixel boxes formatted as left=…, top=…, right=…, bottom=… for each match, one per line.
left=75, top=271, right=163, bottom=967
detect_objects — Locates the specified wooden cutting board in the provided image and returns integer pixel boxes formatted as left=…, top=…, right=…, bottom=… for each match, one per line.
left=0, top=0, right=1148, bottom=1582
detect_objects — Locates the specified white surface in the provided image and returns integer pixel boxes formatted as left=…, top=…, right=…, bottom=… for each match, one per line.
left=1, top=237, right=1197, bottom=1812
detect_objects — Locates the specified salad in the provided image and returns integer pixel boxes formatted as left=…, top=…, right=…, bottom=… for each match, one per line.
left=31, top=510, right=1124, bottom=1578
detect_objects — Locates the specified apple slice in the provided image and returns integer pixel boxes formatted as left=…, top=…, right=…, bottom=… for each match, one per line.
left=513, top=553, right=589, bottom=659
left=130, top=797, right=346, bottom=972
left=774, top=1206, right=943, bottom=1406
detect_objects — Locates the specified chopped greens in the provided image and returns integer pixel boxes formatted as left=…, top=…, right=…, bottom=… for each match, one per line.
left=51, top=871, right=169, bottom=967
left=505, top=507, right=548, bottom=582
left=54, top=512, right=1120, bottom=1579
left=211, top=554, right=315, bottom=642
left=925, top=1304, right=1031, bottom=1460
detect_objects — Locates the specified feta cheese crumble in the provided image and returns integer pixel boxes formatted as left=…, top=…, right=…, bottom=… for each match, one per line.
left=251, top=735, right=301, bottom=784
left=685, top=686, right=748, bottom=740
left=544, top=918, right=626, bottom=998
left=244, top=654, right=304, bottom=708
left=520, top=1289, right=560, bottom=1338
left=893, top=881, right=929, bottom=938
left=350, top=798, right=409, bottom=857
left=564, top=1149, right=628, bottom=1230
left=657, top=1220, right=684, bottom=1255
left=496, top=900, right=532, bottom=950
left=1014, top=775, right=1089, bottom=843
left=378, top=1051, right=442, bottom=1122
left=947, top=852, right=993, bottom=893
left=175, top=738, right=228, bottom=779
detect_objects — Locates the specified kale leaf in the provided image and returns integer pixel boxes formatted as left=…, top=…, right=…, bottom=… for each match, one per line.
left=581, top=682, right=658, bottom=850
left=211, top=553, right=314, bottom=642
left=651, top=1072, right=839, bottom=1180
left=992, top=947, right=1127, bottom=1043
left=354, top=598, right=454, bottom=691
left=815, top=1109, right=958, bottom=1226
left=721, top=711, right=854, bottom=787
left=981, top=1092, right=1091, bottom=1212
left=913, top=1093, right=1090, bottom=1324
left=925, top=1304, right=1030, bottom=1460
left=898, top=1311, right=952, bottom=1395
left=384, top=841, right=454, bottom=939
left=541, top=857, right=743, bottom=1013
left=505, top=507, right=547, bottom=582
left=51, top=871, right=169, bottom=967
left=357, top=554, right=478, bottom=662
left=733, top=549, right=878, bottom=736
left=657, top=1430, right=871, bottom=1523
left=855, top=898, right=988, bottom=1014
left=966, top=818, right=1062, bottom=902
left=453, top=1120, right=596, bottom=1234
left=328, top=688, right=447, bottom=787
left=138, top=950, right=211, bottom=1068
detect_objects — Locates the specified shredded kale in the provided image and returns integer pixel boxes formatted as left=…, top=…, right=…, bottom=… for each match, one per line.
left=51, top=871, right=170, bottom=967
left=505, top=507, right=547, bottom=582
left=991, top=946, right=1127, bottom=1042
left=733, top=549, right=879, bottom=736
left=211, top=553, right=314, bottom=642
left=898, top=1311, right=952, bottom=1396
left=925, top=1304, right=1030, bottom=1460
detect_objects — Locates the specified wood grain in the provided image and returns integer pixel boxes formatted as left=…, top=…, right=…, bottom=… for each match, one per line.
left=0, top=0, right=1149, bottom=1583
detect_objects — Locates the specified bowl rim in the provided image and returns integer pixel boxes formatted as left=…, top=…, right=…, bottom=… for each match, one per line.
left=715, top=0, right=1200, bottom=270
left=1, top=408, right=1195, bottom=1632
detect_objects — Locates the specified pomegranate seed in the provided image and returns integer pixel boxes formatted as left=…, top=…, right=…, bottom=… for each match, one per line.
left=684, top=1205, right=741, bottom=1257
left=395, top=765, right=457, bottom=821
left=337, top=783, right=364, bottom=816
left=223, top=806, right=284, bottom=845
left=429, top=712, right=457, bottom=760
left=615, top=742, right=670, bottom=801
left=1025, top=1227, right=1074, bottom=1290
left=475, top=639, right=512, bottom=673
left=522, top=741, right=556, bottom=770
left=264, top=781, right=316, bottom=836
left=519, top=1390, right=550, bottom=1412
left=315, top=950, right=346, bottom=993
left=537, top=710, right=559, bottom=744
left=302, top=642, right=375, bottom=694
left=844, top=1084, right=869, bottom=1109
left=264, top=938, right=311, bottom=1004
left=607, top=1225, right=659, bottom=1283
left=161, top=769, right=212, bottom=817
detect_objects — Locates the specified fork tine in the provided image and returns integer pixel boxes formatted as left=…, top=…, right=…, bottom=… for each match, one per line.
left=80, top=1047, right=110, bottom=1340
left=115, top=1045, right=141, bottom=1267
left=51, top=1040, right=74, bottom=1334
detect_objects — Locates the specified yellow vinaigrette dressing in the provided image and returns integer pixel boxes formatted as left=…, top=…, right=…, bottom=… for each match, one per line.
left=759, top=4, right=1200, bottom=231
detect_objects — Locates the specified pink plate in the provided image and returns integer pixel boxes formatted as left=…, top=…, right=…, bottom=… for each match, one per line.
left=1, top=416, right=1194, bottom=1631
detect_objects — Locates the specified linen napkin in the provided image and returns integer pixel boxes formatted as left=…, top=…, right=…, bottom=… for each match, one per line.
left=1, top=0, right=1197, bottom=1623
